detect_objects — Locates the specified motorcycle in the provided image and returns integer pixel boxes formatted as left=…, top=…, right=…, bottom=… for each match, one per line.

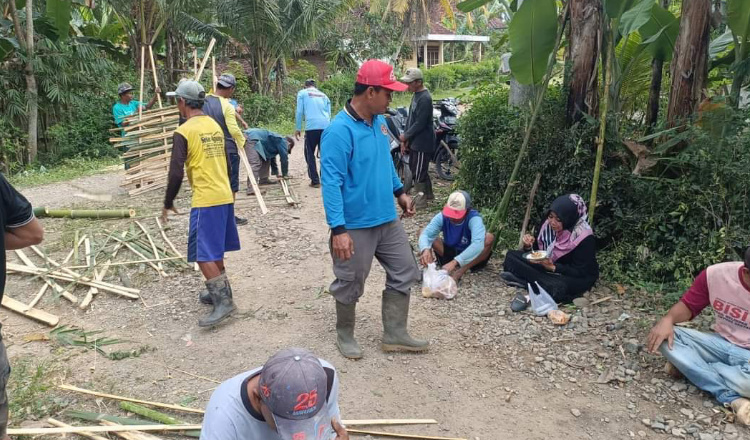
left=384, top=107, right=413, bottom=192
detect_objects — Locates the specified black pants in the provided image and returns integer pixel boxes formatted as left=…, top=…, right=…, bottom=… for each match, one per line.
left=502, top=250, right=596, bottom=303
left=409, top=150, right=430, bottom=185
left=305, top=129, right=323, bottom=184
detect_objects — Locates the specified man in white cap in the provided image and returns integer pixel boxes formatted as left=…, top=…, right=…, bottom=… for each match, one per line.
left=418, top=191, right=494, bottom=282
left=162, top=80, right=239, bottom=327
left=201, top=348, right=349, bottom=440
left=112, top=82, right=160, bottom=127
left=399, top=67, right=435, bottom=208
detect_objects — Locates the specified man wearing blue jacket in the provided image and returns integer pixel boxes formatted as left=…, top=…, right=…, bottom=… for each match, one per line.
left=296, top=79, right=331, bottom=188
left=321, top=60, right=427, bottom=360
left=244, top=129, right=294, bottom=195
left=418, top=191, right=494, bottom=283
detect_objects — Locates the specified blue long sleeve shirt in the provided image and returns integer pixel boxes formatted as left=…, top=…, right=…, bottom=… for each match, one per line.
left=245, top=129, right=289, bottom=176
left=418, top=212, right=486, bottom=267
left=321, top=103, right=404, bottom=233
left=296, top=87, right=331, bottom=131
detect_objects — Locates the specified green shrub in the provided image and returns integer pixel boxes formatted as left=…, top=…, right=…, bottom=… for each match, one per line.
left=319, top=72, right=356, bottom=111
left=46, top=103, right=118, bottom=162
left=424, top=58, right=500, bottom=91
left=457, top=84, right=750, bottom=289
left=288, top=59, right=319, bottom=83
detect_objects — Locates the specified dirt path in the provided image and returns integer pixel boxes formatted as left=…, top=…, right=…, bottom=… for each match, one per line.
left=4, top=149, right=748, bottom=440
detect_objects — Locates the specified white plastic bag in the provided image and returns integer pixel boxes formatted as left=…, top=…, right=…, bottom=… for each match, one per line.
left=421, top=263, right=458, bottom=300
left=528, top=282, right=558, bottom=316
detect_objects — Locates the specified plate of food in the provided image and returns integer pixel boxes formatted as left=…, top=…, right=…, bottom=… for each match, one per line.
left=524, top=250, right=548, bottom=261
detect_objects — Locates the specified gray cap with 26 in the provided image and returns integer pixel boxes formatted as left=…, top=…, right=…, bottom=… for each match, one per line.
left=400, top=67, right=423, bottom=83
left=166, top=80, right=206, bottom=101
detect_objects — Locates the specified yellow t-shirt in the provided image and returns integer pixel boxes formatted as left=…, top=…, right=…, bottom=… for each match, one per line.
left=175, top=115, right=234, bottom=208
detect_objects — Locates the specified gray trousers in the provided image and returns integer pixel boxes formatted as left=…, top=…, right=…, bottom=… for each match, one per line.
left=329, top=220, right=420, bottom=304
left=245, top=143, right=270, bottom=189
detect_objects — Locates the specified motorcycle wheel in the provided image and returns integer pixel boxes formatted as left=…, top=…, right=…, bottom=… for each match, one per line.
left=435, top=144, right=458, bottom=181
left=391, top=150, right=413, bottom=193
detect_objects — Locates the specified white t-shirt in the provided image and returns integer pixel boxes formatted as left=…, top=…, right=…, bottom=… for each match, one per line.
left=200, top=359, right=340, bottom=440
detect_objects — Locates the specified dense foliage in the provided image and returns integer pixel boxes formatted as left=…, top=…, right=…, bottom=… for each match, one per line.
left=458, top=84, right=750, bottom=288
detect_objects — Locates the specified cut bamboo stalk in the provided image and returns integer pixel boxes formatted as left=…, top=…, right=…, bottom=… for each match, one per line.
left=193, top=48, right=197, bottom=75
left=84, top=238, right=92, bottom=268
left=237, top=148, right=268, bottom=214
left=1, top=296, right=59, bottom=326
left=26, top=283, right=49, bottom=309
left=74, top=230, right=79, bottom=261
left=67, top=256, right=185, bottom=270
left=344, top=420, right=438, bottom=426
left=64, top=234, right=87, bottom=265
left=139, top=45, right=145, bottom=121
left=101, top=420, right=163, bottom=440
left=148, top=45, right=162, bottom=109
left=47, top=418, right=109, bottom=440
left=17, top=249, right=78, bottom=303
left=518, top=172, right=542, bottom=250
left=129, top=181, right=167, bottom=196
left=58, top=385, right=204, bottom=414
left=108, top=236, right=167, bottom=277
left=211, top=55, right=216, bottom=92
left=80, top=233, right=126, bottom=309
left=34, top=209, right=136, bottom=219
left=346, top=429, right=466, bottom=440
left=155, top=217, right=182, bottom=258
left=7, top=263, right=140, bottom=297
left=194, top=38, right=216, bottom=82
left=135, top=221, right=162, bottom=272
left=119, top=402, right=201, bottom=438
left=7, top=424, right=203, bottom=436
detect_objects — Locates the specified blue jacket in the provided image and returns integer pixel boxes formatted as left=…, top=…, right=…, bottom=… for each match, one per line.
left=418, top=211, right=486, bottom=267
left=321, top=103, right=404, bottom=232
left=245, top=129, right=289, bottom=177
left=296, top=87, right=331, bottom=131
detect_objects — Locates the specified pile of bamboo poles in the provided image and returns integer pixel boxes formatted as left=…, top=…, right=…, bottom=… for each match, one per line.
left=3, top=217, right=191, bottom=326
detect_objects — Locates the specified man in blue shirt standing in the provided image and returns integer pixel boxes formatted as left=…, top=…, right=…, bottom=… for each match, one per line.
left=418, top=191, right=494, bottom=283
left=112, top=82, right=160, bottom=127
left=321, top=60, right=427, bottom=360
left=296, top=79, right=331, bottom=188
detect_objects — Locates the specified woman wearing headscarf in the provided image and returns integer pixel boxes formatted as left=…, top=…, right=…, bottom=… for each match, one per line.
left=502, top=194, right=599, bottom=312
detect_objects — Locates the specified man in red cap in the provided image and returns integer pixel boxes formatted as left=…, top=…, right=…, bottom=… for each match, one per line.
left=320, top=60, right=428, bottom=359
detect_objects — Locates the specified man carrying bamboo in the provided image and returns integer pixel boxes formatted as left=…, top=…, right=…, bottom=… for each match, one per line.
left=0, top=173, right=44, bottom=438
left=203, top=73, right=249, bottom=226
left=112, top=82, right=160, bottom=127
left=162, top=80, right=239, bottom=328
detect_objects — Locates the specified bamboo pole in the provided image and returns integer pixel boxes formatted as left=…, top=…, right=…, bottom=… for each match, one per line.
left=589, top=17, right=614, bottom=224
left=6, top=424, right=203, bottom=436
left=67, top=256, right=185, bottom=270
left=155, top=217, right=182, bottom=258
left=237, top=148, right=268, bottom=214
left=34, top=209, right=136, bottom=219
left=100, top=420, right=163, bottom=440
left=80, top=232, right=127, bottom=309
left=211, top=56, right=217, bottom=92
left=194, top=38, right=216, bottom=82
left=148, top=45, right=162, bottom=109
left=193, top=48, right=198, bottom=75
left=16, top=249, right=77, bottom=303
left=108, top=235, right=168, bottom=277
left=347, top=429, right=466, bottom=440
left=1, top=296, right=59, bottom=326
left=139, top=45, right=146, bottom=121
left=47, top=418, right=109, bottom=440
left=58, top=385, right=205, bottom=414
left=135, top=221, right=162, bottom=272
left=7, top=263, right=140, bottom=297
left=344, top=420, right=438, bottom=426
left=518, top=172, right=542, bottom=249
left=26, top=283, right=49, bottom=309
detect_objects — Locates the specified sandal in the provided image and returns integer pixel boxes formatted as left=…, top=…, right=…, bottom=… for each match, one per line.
left=510, top=291, right=530, bottom=312
left=501, top=271, right=526, bottom=289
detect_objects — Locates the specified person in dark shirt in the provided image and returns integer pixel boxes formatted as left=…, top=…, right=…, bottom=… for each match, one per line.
left=0, top=173, right=44, bottom=439
left=399, top=68, right=435, bottom=209
left=502, top=194, right=599, bottom=311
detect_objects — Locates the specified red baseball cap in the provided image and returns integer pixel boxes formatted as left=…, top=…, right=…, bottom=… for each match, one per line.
left=356, top=60, right=408, bottom=92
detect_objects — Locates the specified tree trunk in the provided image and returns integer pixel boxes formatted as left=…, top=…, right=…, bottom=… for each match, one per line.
left=24, top=0, right=37, bottom=163
left=666, top=0, right=711, bottom=128
left=508, top=77, right=536, bottom=109
left=566, top=0, right=600, bottom=125
left=645, top=58, right=664, bottom=129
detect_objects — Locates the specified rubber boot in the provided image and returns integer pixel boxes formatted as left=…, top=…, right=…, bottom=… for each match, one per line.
left=199, top=269, right=226, bottom=305
left=731, top=398, right=750, bottom=426
left=413, top=183, right=428, bottom=210
left=198, top=274, right=236, bottom=327
left=381, top=290, right=429, bottom=352
left=335, top=301, right=363, bottom=359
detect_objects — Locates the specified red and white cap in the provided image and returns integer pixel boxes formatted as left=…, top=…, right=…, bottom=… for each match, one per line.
left=442, top=191, right=472, bottom=220
left=356, top=60, right=408, bottom=92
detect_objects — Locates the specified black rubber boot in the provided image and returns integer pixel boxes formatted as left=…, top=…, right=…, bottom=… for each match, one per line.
left=413, top=183, right=428, bottom=210
left=335, top=301, right=363, bottom=359
left=235, top=216, right=249, bottom=226
left=381, top=290, right=429, bottom=352
left=199, top=269, right=226, bottom=305
left=198, top=274, right=236, bottom=327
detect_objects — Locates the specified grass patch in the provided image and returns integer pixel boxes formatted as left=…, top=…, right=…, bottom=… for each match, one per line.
left=8, top=357, right=69, bottom=421
left=8, top=157, right=121, bottom=188
left=263, top=119, right=297, bottom=137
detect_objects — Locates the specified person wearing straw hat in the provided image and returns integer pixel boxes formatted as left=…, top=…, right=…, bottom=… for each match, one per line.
left=418, top=190, right=494, bottom=283
left=112, top=82, right=160, bottom=127
left=201, top=348, right=349, bottom=440
left=162, top=80, right=239, bottom=328
left=321, top=59, right=427, bottom=360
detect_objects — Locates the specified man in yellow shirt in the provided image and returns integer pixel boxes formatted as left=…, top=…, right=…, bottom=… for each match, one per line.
left=203, top=73, right=249, bottom=226
left=162, top=80, right=240, bottom=327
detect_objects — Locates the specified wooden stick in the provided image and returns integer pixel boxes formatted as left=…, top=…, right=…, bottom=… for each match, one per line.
left=17, top=249, right=78, bottom=303
left=590, top=296, right=613, bottom=306
left=47, top=418, right=109, bottom=440
left=211, top=55, right=217, bottom=92
left=135, top=221, right=163, bottom=272
left=139, top=45, right=146, bottom=121
left=7, top=424, right=203, bottom=435
left=344, top=420, right=438, bottom=426
left=26, top=283, right=49, bottom=309
left=64, top=234, right=88, bottom=265
left=80, top=233, right=127, bottom=309
left=237, top=148, right=268, bottom=214
left=347, top=429, right=466, bottom=440
left=108, top=235, right=168, bottom=277
left=518, top=172, right=541, bottom=250
left=101, top=420, right=163, bottom=440
left=7, top=263, right=140, bottom=297
left=67, top=256, right=185, bottom=270
left=148, top=45, right=162, bottom=109
left=58, top=385, right=204, bottom=414
left=155, top=217, right=182, bottom=258
left=84, top=238, right=92, bottom=268
left=1, top=296, right=59, bottom=326
left=143, top=360, right=221, bottom=384
left=194, top=38, right=216, bottom=82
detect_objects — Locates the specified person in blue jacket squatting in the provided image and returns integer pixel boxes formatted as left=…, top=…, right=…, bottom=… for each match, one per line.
left=418, top=190, right=495, bottom=283
left=320, top=59, right=428, bottom=360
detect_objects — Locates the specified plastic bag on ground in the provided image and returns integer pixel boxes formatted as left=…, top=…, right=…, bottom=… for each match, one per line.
left=528, top=282, right=558, bottom=316
left=421, top=263, right=458, bottom=300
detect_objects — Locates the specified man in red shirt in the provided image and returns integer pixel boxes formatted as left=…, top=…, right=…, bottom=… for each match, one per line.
left=647, top=248, right=750, bottom=426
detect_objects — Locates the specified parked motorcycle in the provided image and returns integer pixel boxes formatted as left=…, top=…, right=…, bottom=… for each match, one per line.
left=384, top=107, right=413, bottom=192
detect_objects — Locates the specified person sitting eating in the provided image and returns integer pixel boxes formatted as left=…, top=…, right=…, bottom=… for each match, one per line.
left=645, top=248, right=750, bottom=426
left=418, top=191, right=494, bottom=282
left=502, top=193, right=599, bottom=312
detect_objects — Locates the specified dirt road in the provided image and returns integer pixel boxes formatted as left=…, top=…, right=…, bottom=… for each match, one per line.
left=4, top=149, right=747, bottom=440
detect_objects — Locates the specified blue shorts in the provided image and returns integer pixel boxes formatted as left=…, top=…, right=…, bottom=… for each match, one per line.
left=187, top=204, right=241, bottom=263
left=228, top=153, right=240, bottom=193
